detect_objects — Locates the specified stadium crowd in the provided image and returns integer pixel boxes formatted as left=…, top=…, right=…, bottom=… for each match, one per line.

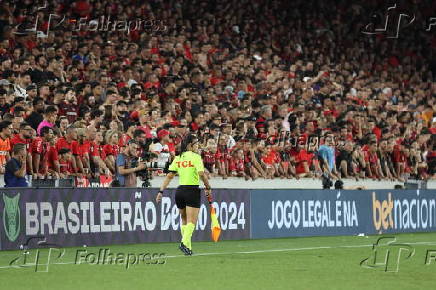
left=0, top=0, right=435, bottom=185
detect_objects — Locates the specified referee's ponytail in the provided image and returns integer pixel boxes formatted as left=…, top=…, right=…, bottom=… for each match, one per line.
left=179, top=134, right=198, bottom=156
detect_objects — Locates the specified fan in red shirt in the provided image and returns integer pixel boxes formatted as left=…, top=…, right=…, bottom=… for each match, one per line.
left=56, top=127, right=79, bottom=173
left=368, top=142, right=384, bottom=179
left=201, top=139, right=218, bottom=176
left=229, top=149, right=247, bottom=178
left=71, top=129, right=93, bottom=176
left=83, top=126, right=111, bottom=176
left=242, top=140, right=261, bottom=180
left=256, top=123, right=268, bottom=139
left=103, top=131, right=121, bottom=174
left=58, top=148, right=76, bottom=176
left=293, top=142, right=314, bottom=178
left=261, top=144, right=278, bottom=179
left=31, top=126, right=55, bottom=177
left=10, top=122, right=33, bottom=152
left=10, top=122, right=34, bottom=174
left=93, top=130, right=107, bottom=163
left=46, top=137, right=60, bottom=177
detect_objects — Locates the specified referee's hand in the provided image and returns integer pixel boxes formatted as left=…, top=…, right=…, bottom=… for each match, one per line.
left=204, top=188, right=212, bottom=198
left=156, top=191, right=163, bottom=203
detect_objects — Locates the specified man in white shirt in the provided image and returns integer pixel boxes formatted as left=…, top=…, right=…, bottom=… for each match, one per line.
left=150, top=129, right=173, bottom=169
left=221, top=123, right=236, bottom=150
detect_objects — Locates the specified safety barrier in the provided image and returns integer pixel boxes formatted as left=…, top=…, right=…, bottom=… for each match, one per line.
left=1, top=188, right=435, bottom=250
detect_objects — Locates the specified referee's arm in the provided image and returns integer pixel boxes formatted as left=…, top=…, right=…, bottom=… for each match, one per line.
left=159, top=172, right=176, bottom=191
left=198, top=171, right=211, bottom=190
left=195, top=154, right=211, bottom=190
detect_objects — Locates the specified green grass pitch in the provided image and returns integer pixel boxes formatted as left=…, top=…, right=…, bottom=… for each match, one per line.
left=1, top=232, right=436, bottom=290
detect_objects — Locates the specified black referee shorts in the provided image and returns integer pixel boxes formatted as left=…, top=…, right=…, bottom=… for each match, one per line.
left=175, top=185, right=201, bottom=209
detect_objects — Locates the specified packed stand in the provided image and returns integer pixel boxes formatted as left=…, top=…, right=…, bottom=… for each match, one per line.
left=0, top=0, right=435, bottom=186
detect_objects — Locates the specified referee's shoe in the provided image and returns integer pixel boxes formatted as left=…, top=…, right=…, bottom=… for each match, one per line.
left=179, top=242, right=193, bottom=256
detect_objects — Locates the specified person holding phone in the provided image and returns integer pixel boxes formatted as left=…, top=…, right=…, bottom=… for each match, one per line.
left=115, top=139, right=147, bottom=187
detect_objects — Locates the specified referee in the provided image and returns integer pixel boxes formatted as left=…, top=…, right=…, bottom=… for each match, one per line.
left=156, top=134, right=212, bottom=256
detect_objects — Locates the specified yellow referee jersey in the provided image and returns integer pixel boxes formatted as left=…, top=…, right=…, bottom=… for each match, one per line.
left=168, top=151, right=205, bottom=185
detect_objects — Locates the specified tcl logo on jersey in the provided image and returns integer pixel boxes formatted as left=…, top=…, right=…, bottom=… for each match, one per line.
left=176, top=161, right=194, bottom=168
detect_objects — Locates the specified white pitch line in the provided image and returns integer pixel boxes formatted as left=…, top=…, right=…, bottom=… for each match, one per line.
left=1, top=241, right=436, bottom=269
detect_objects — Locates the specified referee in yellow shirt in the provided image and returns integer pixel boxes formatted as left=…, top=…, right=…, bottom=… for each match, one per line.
left=156, top=134, right=212, bottom=256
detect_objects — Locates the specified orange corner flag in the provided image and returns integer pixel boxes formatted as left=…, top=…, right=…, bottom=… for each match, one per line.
left=208, top=195, right=221, bottom=242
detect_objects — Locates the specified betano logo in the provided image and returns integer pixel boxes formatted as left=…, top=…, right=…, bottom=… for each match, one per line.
left=3, top=193, right=21, bottom=242
left=372, top=192, right=436, bottom=232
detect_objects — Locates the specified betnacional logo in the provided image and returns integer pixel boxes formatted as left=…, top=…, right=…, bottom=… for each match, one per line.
left=372, top=192, right=436, bottom=232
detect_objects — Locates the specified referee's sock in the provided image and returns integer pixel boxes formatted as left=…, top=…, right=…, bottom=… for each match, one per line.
left=182, top=223, right=195, bottom=250
left=181, top=224, right=187, bottom=241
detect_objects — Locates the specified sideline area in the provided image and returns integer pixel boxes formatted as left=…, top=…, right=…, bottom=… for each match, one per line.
left=1, top=233, right=436, bottom=290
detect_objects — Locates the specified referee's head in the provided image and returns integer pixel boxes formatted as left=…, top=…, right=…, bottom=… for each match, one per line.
left=179, top=134, right=199, bottom=155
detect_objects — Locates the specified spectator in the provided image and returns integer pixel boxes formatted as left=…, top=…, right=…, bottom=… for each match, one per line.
left=337, top=141, right=354, bottom=178
left=103, top=130, right=120, bottom=174
left=318, top=134, right=339, bottom=179
left=0, top=120, right=12, bottom=174
left=72, top=128, right=89, bottom=175
left=37, top=106, right=57, bottom=136
left=229, top=149, right=247, bottom=179
left=45, top=133, right=60, bottom=178
left=58, top=148, right=75, bottom=177
left=84, top=125, right=110, bottom=176
left=10, top=122, right=33, bottom=174
left=151, top=129, right=173, bottom=169
left=25, top=97, right=44, bottom=131
left=115, top=140, right=146, bottom=187
left=202, top=138, right=218, bottom=176
left=58, top=116, right=70, bottom=137
left=0, top=89, right=10, bottom=116
left=56, top=126, right=79, bottom=173
left=293, top=141, right=315, bottom=178
left=31, top=126, right=55, bottom=177
left=58, top=88, right=79, bottom=124
left=4, top=143, right=28, bottom=187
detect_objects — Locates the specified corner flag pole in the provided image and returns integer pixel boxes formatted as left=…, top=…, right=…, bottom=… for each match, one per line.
left=208, top=195, right=221, bottom=242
